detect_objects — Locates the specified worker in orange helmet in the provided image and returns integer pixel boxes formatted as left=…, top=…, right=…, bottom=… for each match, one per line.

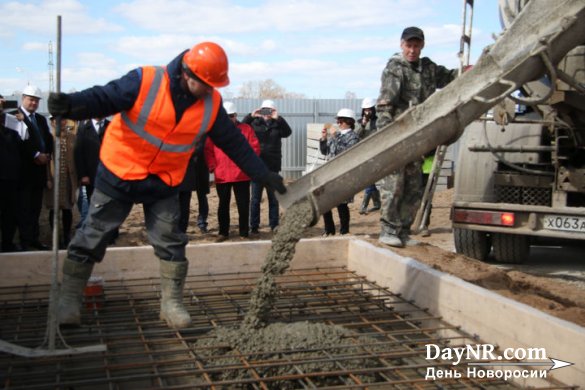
left=48, top=42, right=286, bottom=329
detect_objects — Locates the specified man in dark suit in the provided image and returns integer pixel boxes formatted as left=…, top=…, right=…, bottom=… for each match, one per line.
left=178, top=147, right=210, bottom=234
left=17, top=85, right=53, bottom=251
left=74, top=118, right=109, bottom=202
left=0, top=95, right=25, bottom=252
left=74, top=117, right=118, bottom=242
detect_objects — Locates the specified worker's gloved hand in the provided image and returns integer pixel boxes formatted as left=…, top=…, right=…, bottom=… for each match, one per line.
left=261, top=171, right=286, bottom=194
left=48, top=92, right=71, bottom=117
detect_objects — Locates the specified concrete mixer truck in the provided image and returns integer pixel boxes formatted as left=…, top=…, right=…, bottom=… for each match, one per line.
left=452, top=0, right=585, bottom=262
left=277, top=0, right=585, bottom=263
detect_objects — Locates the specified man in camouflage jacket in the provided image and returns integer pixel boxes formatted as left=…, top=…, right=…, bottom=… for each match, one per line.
left=376, top=26, right=457, bottom=247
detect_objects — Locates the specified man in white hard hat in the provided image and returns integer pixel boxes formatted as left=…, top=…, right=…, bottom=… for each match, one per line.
left=18, top=85, right=53, bottom=251
left=356, top=97, right=381, bottom=215
left=242, top=99, right=292, bottom=233
left=319, top=108, right=360, bottom=236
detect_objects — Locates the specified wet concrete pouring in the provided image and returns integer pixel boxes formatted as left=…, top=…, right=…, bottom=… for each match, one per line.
left=195, top=200, right=385, bottom=387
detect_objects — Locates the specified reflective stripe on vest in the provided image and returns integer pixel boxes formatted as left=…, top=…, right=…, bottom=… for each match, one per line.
left=120, top=66, right=212, bottom=153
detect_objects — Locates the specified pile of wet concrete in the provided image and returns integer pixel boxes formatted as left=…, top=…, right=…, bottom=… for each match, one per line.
left=196, top=321, right=385, bottom=387
left=193, top=200, right=388, bottom=386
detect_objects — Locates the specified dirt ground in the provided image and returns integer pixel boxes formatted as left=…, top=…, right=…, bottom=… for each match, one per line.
left=40, top=185, right=585, bottom=328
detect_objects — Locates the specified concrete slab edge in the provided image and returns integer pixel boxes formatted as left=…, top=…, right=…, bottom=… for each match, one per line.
left=346, top=239, right=584, bottom=387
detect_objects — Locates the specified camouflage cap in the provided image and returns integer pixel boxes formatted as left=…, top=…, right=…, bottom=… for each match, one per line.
left=401, top=26, right=424, bottom=41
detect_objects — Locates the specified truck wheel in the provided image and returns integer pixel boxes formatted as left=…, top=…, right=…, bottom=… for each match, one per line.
left=492, top=233, right=529, bottom=263
left=454, top=228, right=491, bottom=261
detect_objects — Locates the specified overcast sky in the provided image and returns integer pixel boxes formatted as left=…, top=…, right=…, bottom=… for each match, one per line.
left=0, top=0, right=503, bottom=99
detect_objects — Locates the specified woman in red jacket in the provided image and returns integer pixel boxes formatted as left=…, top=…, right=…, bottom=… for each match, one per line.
left=205, top=102, right=260, bottom=240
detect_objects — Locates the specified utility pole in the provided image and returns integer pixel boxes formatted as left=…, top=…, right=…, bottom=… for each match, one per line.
left=458, top=0, right=474, bottom=73
left=48, top=41, right=55, bottom=93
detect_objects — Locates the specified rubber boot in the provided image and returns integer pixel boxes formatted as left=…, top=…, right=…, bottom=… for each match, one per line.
left=379, top=232, right=404, bottom=247
left=57, top=258, right=94, bottom=326
left=159, top=260, right=192, bottom=329
left=368, top=190, right=381, bottom=212
left=359, top=192, right=372, bottom=215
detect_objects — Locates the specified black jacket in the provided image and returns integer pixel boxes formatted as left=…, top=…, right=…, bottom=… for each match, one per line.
left=0, top=114, right=25, bottom=182
left=17, top=109, right=53, bottom=188
left=179, top=148, right=210, bottom=194
left=74, top=119, right=109, bottom=186
left=242, top=114, right=292, bottom=172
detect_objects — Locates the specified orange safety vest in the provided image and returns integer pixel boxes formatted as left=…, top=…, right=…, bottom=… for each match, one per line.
left=100, top=66, right=221, bottom=186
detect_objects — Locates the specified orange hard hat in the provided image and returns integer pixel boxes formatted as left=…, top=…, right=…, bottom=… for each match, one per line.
left=182, top=42, right=230, bottom=88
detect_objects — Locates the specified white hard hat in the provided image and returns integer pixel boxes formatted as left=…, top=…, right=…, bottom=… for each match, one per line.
left=22, top=85, right=42, bottom=99
left=361, top=97, right=376, bottom=109
left=261, top=99, right=276, bottom=109
left=223, top=101, right=237, bottom=115
left=336, top=108, right=356, bottom=120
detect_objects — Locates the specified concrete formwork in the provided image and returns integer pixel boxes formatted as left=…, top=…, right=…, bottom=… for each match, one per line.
left=0, top=237, right=582, bottom=387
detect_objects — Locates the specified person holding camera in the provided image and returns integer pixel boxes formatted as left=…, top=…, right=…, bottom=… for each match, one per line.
left=0, top=95, right=26, bottom=252
left=242, top=99, right=292, bottom=234
left=356, top=97, right=381, bottom=215
left=319, top=108, right=360, bottom=236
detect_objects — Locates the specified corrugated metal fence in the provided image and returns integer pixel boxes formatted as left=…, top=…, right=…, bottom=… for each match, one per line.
left=228, top=99, right=363, bottom=180
left=7, top=93, right=456, bottom=185
left=6, top=93, right=361, bottom=180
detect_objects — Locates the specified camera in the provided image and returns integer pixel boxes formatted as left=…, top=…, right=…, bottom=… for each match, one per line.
left=259, top=107, right=273, bottom=116
left=2, top=100, right=18, bottom=109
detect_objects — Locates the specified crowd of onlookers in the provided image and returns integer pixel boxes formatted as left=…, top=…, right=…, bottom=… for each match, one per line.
left=1, top=88, right=387, bottom=252
left=1, top=87, right=126, bottom=252
left=1, top=88, right=386, bottom=253
left=1, top=26, right=457, bottom=253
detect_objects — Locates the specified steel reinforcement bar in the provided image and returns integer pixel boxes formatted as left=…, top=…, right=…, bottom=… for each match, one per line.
left=0, top=267, right=572, bottom=389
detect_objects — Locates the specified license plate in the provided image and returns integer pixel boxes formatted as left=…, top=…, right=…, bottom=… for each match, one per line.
left=543, top=215, right=585, bottom=233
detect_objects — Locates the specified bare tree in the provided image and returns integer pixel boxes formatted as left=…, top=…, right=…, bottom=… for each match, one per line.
left=238, top=79, right=305, bottom=99
left=238, top=81, right=259, bottom=98
left=221, top=88, right=235, bottom=100
left=259, top=79, right=285, bottom=98
left=344, top=91, right=357, bottom=100
left=284, top=91, right=307, bottom=99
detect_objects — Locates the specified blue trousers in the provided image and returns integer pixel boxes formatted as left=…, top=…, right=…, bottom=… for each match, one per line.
left=76, top=186, right=89, bottom=228
left=364, top=184, right=378, bottom=196
left=250, top=180, right=279, bottom=230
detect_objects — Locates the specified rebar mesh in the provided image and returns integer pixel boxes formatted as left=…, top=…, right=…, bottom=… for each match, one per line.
left=0, top=267, right=571, bottom=389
